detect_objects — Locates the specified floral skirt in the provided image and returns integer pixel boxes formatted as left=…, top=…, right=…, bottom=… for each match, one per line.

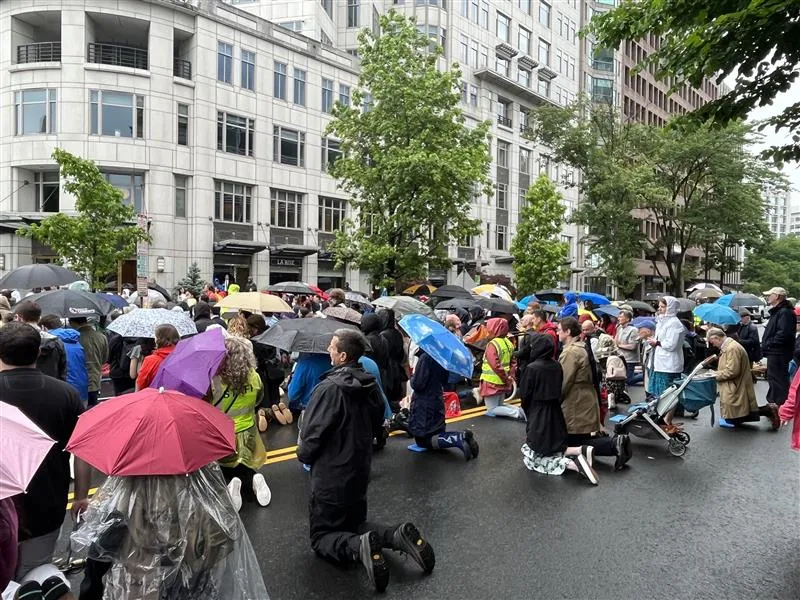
left=219, top=425, right=267, bottom=471
left=521, top=443, right=569, bottom=476
left=648, top=371, right=681, bottom=398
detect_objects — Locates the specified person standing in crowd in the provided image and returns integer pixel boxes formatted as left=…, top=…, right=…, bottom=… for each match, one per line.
left=637, top=318, right=657, bottom=394
left=68, top=317, right=109, bottom=406
left=39, top=315, right=89, bottom=406
left=193, top=301, right=225, bottom=333
left=761, top=287, right=796, bottom=406
left=581, top=319, right=604, bottom=360
left=135, top=324, right=179, bottom=391
left=246, top=277, right=258, bottom=292
left=361, top=313, right=390, bottom=394
left=649, top=297, right=685, bottom=397
left=379, top=309, right=408, bottom=413
left=737, top=308, right=763, bottom=366
left=327, top=288, right=346, bottom=308
left=615, top=310, right=643, bottom=385
left=515, top=315, right=537, bottom=377
left=13, top=300, right=66, bottom=380
left=0, top=323, right=91, bottom=579
left=479, top=318, right=523, bottom=420
left=211, top=337, right=271, bottom=511
left=106, top=329, right=135, bottom=396
left=704, top=328, right=780, bottom=429
left=557, top=292, right=578, bottom=319
left=298, top=330, right=435, bottom=592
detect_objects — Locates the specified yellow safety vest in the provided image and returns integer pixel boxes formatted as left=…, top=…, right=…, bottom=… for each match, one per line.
left=215, top=370, right=261, bottom=433
left=480, top=337, right=514, bottom=384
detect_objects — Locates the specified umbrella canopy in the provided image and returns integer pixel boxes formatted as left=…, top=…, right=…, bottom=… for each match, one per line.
left=344, top=291, right=372, bottom=308
left=97, top=292, right=128, bottom=309
left=107, top=307, right=197, bottom=338
left=148, top=282, right=173, bottom=302
left=516, top=295, right=539, bottom=310
left=0, top=264, right=80, bottom=290
left=24, top=289, right=115, bottom=318
left=686, top=282, right=722, bottom=293
left=66, top=388, right=235, bottom=476
left=593, top=304, right=620, bottom=318
left=128, top=289, right=167, bottom=305
left=540, top=304, right=559, bottom=314
left=401, top=283, right=437, bottom=296
left=475, top=296, right=518, bottom=314
left=715, top=293, right=764, bottom=310
left=673, top=298, right=697, bottom=313
left=689, top=288, right=723, bottom=300
left=302, top=283, right=328, bottom=300
left=68, top=280, right=90, bottom=292
left=265, top=281, right=316, bottom=295
left=398, top=314, right=473, bottom=378
left=253, top=317, right=358, bottom=354
left=643, top=292, right=665, bottom=302
left=151, top=328, right=227, bottom=398
left=215, top=292, right=291, bottom=314
left=372, top=296, right=436, bottom=318
left=534, top=289, right=569, bottom=303
left=435, top=297, right=481, bottom=312
left=578, top=292, right=610, bottom=305
left=693, top=303, right=740, bottom=326
left=0, top=402, right=56, bottom=500
left=429, top=285, right=473, bottom=300
left=472, top=284, right=514, bottom=302
left=323, top=305, right=363, bottom=324
left=620, top=300, right=656, bottom=314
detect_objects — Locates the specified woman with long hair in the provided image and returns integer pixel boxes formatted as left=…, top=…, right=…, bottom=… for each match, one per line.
left=135, top=325, right=179, bottom=391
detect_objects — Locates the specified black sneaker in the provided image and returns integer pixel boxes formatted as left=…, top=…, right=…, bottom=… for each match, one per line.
left=614, top=435, right=632, bottom=471
left=461, top=429, right=479, bottom=461
left=359, top=531, right=390, bottom=592
left=575, top=453, right=599, bottom=485
left=392, top=522, right=436, bottom=573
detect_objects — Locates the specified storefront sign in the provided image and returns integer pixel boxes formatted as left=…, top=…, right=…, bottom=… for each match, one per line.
left=270, top=257, right=300, bottom=268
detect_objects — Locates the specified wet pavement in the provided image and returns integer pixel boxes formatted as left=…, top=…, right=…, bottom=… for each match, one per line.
left=241, top=379, right=800, bottom=600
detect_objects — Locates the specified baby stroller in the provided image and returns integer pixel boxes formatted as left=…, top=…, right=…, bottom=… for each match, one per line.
left=609, top=363, right=711, bottom=457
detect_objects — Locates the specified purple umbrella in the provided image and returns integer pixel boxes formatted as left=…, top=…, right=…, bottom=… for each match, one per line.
left=151, top=328, right=226, bottom=398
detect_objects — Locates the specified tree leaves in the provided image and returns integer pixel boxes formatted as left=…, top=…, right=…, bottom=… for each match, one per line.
left=18, top=149, right=151, bottom=289
left=742, top=235, right=800, bottom=298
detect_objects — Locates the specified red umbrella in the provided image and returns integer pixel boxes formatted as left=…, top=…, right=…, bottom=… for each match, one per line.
left=66, top=388, right=235, bottom=476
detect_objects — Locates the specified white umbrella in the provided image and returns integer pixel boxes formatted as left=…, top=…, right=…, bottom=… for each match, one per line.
left=107, top=308, right=197, bottom=338
left=128, top=289, right=167, bottom=306
left=686, top=282, right=722, bottom=293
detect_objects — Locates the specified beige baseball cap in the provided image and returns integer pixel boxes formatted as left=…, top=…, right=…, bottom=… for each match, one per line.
left=763, top=286, right=788, bottom=296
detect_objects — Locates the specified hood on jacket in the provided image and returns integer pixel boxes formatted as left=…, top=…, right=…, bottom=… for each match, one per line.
left=0, top=296, right=10, bottom=311
left=539, top=321, right=558, bottom=334
left=377, top=308, right=396, bottom=331
left=564, top=292, right=577, bottom=305
left=193, top=301, right=211, bottom=320
left=322, top=363, right=379, bottom=398
left=528, top=333, right=555, bottom=362
left=361, top=313, right=383, bottom=335
left=662, top=296, right=679, bottom=317
left=48, top=327, right=81, bottom=344
left=486, top=317, right=509, bottom=338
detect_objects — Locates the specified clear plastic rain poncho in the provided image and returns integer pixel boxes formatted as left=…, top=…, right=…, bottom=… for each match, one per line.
left=71, top=462, right=269, bottom=600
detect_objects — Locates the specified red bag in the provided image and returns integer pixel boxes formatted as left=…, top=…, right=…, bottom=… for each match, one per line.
left=444, top=392, right=462, bottom=419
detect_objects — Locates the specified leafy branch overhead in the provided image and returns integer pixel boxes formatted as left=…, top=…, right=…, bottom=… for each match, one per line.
left=586, top=0, right=800, bottom=163
left=18, top=149, right=151, bottom=289
left=326, top=10, right=492, bottom=290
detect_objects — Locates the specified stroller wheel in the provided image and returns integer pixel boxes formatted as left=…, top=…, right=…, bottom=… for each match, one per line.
left=667, top=438, right=687, bottom=457
left=673, top=431, right=690, bottom=445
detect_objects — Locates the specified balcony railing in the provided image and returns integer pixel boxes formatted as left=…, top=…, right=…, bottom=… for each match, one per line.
left=497, top=115, right=513, bottom=128
left=173, top=57, right=192, bottom=79
left=17, top=42, right=61, bottom=63
left=87, top=42, right=148, bottom=70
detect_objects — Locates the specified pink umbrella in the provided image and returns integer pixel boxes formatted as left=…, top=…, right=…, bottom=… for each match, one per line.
left=0, top=402, right=55, bottom=499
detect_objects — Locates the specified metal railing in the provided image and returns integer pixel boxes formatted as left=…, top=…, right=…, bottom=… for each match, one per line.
left=87, top=42, right=148, bottom=70
left=497, top=115, right=513, bottom=128
left=17, top=42, right=61, bottom=63
left=173, top=57, right=192, bottom=79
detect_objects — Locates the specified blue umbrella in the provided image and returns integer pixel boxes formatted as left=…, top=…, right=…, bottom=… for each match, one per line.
left=632, top=317, right=656, bottom=330
left=97, top=292, right=128, bottom=309
left=693, top=303, right=740, bottom=326
left=593, top=304, right=620, bottom=318
left=578, top=292, right=610, bottom=305
left=516, top=295, right=538, bottom=310
left=398, top=314, right=473, bottom=379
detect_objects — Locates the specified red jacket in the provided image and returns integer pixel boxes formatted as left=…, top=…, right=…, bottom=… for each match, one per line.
left=136, top=346, right=176, bottom=391
left=537, top=322, right=560, bottom=359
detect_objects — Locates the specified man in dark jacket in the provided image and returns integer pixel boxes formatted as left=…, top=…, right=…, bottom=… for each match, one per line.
left=737, top=309, right=762, bottom=364
left=13, top=300, right=66, bottom=381
left=761, top=287, right=796, bottom=405
left=298, top=329, right=435, bottom=592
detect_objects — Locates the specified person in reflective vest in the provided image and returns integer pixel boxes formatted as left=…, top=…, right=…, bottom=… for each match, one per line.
left=479, top=318, right=524, bottom=420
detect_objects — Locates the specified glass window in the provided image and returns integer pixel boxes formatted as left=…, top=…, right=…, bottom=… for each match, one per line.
left=321, top=137, right=342, bottom=171
left=241, top=49, right=255, bottom=90
left=460, top=0, right=469, bottom=18
left=496, top=225, right=507, bottom=250
left=104, top=172, right=144, bottom=214
left=273, top=125, right=306, bottom=166
left=496, top=12, right=510, bottom=42
left=319, top=197, right=346, bottom=232
left=591, top=77, right=614, bottom=104
left=519, top=148, right=530, bottom=174
left=538, top=154, right=551, bottom=176
left=177, top=103, right=189, bottom=146
left=470, top=0, right=479, bottom=22
left=497, top=140, right=510, bottom=167
left=469, top=84, right=478, bottom=106
left=217, top=42, right=233, bottom=83
left=518, top=27, right=531, bottom=55
left=496, top=183, right=507, bottom=209
left=347, top=0, right=360, bottom=27
left=339, top=84, right=351, bottom=106
left=271, top=188, right=303, bottom=229
left=273, top=62, right=287, bottom=100
left=362, top=92, right=373, bottom=113
left=217, top=111, right=255, bottom=156
left=470, top=40, right=479, bottom=67
left=321, top=0, right=333, bottom=17
left=518, top=67, right=531, bottom=87
left=34, top=171, right=59, bottom=212
left=14, top=89, right=57, bottom=135
left=496, top=56, right=510, bottom=77
left=460, top=35, right=469, bottom=64
left=480, top=44, right=488, bottom=67
left=321, top=78, right=334, bottom=113
left=174, top=174, right=188, bottom=218
left=293, top=69, right=306, bottom=106
left=518, top=0, right=531, bottom=14
left=538, top=39, right=551, bottom=66
left=214, top=180, right=252, bottom=223
left=539, top=1, right=551, bottom=27
left=537, top=77, right=551, bottom=97
left=479, top=1, right=489, bottom=27
left=90, top=90, right=144, bottom=138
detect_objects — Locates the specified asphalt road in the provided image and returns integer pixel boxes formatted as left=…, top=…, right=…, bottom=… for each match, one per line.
left=241, top=378, right=799, bottom=600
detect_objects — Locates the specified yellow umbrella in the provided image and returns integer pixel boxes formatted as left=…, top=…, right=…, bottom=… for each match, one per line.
left=215, top=292, right=291, bottom=313
left=578, top=307, right=598, bottom=321
left=401, top=283, right=437, bottom=296
left=472, top=284, right=514, bottom=302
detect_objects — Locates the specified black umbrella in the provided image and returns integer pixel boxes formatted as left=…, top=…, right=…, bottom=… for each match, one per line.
left=429, top=285, right=473, bottom=300
left=540, top=304, right=559, bottom=314
left=22, top=289, right=116, bottom=318
left=643, top=292, right=665, bottom=302
left=673, top=298, right=696, bottom=313
left=0, top=264, right=80, bottom=290
left=148, top=282, right=172, bottom=302
left=534, top=289, right=567, bottom=303
left=266, top=281, right=316, bottom=295
left=252, top=318, right=358, bottom=354
left=621, top=300, right=656, bottom=314
left=475, top=296, right=518, bottom=314
left=435, top=297, right=480, bottom=311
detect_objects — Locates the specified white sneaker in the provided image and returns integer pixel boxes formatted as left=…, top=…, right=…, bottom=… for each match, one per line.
left=227, top=477, right=243, bottom=512
left=607, top=392, right=616, bottom=410
left=252, top=473, right=272, bottom=507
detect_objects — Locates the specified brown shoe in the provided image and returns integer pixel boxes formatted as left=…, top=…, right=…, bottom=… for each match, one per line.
left=767, top=403, right=780, bottom=431
left=257, top=408, right=269, bottom=433
left=271, top=404, right=288, bottom=425
left=278, top=402, right=293, bottom=425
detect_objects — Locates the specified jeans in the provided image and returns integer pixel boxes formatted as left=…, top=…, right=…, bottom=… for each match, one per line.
left=626, top=363, right=643, bottom=386
left=483, top=392, right=522, bottom=419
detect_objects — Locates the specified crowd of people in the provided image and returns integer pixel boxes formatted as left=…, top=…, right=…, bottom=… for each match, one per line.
left=1, top=280, right=799, bottom=597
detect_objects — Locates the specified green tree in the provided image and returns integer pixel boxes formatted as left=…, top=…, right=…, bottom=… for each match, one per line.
left=18, top=149, right=151, bottom=289
left=326, top=10, right=492, bottom=290
left=510, top=175, right=570, bottom=296
left=742, top=234, right=800, bottom=298
left=175, top=262, right=205, bottom=297
left=586, top=0, right=800, bottom=162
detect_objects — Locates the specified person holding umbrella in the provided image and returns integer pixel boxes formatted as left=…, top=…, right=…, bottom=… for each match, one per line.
left=68, top=317, right=109, bottom=407
left=135, top=325, right=179, bottom=391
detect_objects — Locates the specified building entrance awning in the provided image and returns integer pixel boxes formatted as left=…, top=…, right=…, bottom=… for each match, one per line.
left=213, top=239, right=267, bottom=255
left=269, top=244, right=318, bottom=258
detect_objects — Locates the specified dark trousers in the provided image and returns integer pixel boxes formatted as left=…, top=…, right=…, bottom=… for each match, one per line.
left=726, top=405, right=773, bottom=425
left=110, top=377, right=134, bottom=396
left=766, top=355, right=790, bottom=405
left=79, top=558, right=111, bottom=600
left=221, top=464, right=256, bottom=500
left=565, top=433, right=617, bottom=457
left=626, top=363, right=643, bottom=386
left=87, top=391, right=99, bottom=407
left=309, top=490, right=397, bottom=564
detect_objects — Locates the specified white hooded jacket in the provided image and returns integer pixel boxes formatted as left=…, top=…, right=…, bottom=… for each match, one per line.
left=653, top=296, right=685, bottom=374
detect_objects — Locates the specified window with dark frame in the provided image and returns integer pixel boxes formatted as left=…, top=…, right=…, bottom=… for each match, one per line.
left=218, top=42, right=233, bottom=83
left=273, top=125, right=306, bottom=166
left=241, top=49, right=255, bottom=90
left=90, top=90, right=144, bottom=138
left=174, top=174, right=188, bottom=218
left=177, top=103, right=188, bottom=146
left=271, top=188, right=303, bottom=228
left=321, top=137, right=342, bottom=171
left=318, top=196, right=346, bottom=232
left=274, top=62, right=287, bottom=99
left=214, top=180, right=252, bottom=223
left=217, top=111, right=255, bottom=156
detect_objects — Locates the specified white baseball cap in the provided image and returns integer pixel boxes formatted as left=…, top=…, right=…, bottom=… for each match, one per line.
left=763, top=287, right=788, bottom=296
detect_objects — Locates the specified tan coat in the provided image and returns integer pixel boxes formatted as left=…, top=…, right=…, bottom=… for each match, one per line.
left=559, top=339, right=601, bottom=434
left=715, top=338, right=757, bottom=419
